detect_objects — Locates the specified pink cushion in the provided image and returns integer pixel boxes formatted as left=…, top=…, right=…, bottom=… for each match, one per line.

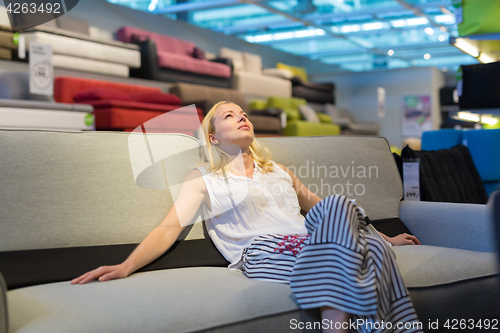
left=131, top=92, right=182, bottom=106
left=157, top=52, right=231, bottom=78
left=118, top=26, right=195, bottom=57
left=73, top=88, right=132, bottom=102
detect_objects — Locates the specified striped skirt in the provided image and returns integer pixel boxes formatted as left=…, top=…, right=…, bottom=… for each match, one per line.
left=242, top=195, right=422, bottom=333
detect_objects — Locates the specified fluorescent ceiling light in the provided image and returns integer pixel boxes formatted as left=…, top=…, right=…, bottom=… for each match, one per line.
left=454, top=38, right=479, bottom=57
left=438, top=35, right=446, bottom=42
left=388, top=49, right=394, bottom=56
left=434, top=14, right=455, bottom=24
left=362, top=22, right=385, bottom=31
left=424, top=27, right=434, bottom=35
left=391, top=19, right=405, bottom=28
left=424, top=53, right=431, bottom=59
left=148, top=0, right=158, bottom=11
left=478, top=52, right=496, bottom=64
left=481, top=115, right=499, bottom=126
left=406, top=17, right=428, bottom=26
left=457, top=112, right=480, bottom=122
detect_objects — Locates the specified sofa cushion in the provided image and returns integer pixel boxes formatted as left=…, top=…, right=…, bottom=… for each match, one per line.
left=54, top=76, right=162, bottom=104
left=243, top=52, right=261, bottom=74
left=74, top=88, right=132, bottom=102
left=233, top=71, right=291, bottom=98
left=21, top=32, right=141, bottom=68
left=277, top=62, right=308, bottom=82
left=93, top=108, right=203, bottom=132
left=219, top=47, right=245, bottom=73
left=157, top=51, right=231, bottom=78
left=192, top=46, right=206, bottom=60
left=169, top=82, right=249, bottom=113
left=316, top=112, right=332, bottom=124
left=52, top=54, right=131, bottom=77
left=131, top=92, right=182, bottom=106
left=82, top=100, right=184, bottom=112
left=396, top=145, right=488, bottom=204
left=118, top=26, right=195, bottom=57
left=298, top=105, right=319, bottom=123
left=8, top=268, right=319, bottom=333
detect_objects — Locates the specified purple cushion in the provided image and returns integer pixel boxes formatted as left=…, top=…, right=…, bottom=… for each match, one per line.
left=157, top=52, right=231, bottom=78
left=118, top=26, right=195, bottom=57
left=192, top=47, right=205, bottom=60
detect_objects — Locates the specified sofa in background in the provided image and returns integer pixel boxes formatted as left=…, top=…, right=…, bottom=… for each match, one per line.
left=117, top=26, right=232, bottom=88
left=0, top=129, right=498, bottom=332
left=324, top=104, right=380, bottom=135
left=251, top=96, right=340, bottom=136
left=10, top=12, right=141, bottom=77
left=263, top=62, right=335, bottom=104
left=422, top=128, right=500, bottom=195
left=54, top=76, right=202, bottom=135
left=0, top=72, right=94, bottom=131
left=0, top=10, right=17, bottom=61
left=169, top=81, right=284, bottom=135
left=219, top=47, right=291, bottom=99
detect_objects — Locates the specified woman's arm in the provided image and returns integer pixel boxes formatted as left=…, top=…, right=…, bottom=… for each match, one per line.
left=71, top=169, right=207, bottom=284
left=277, top=164, right=421, bottom=246
left=276, top=163, right=322, bottom=212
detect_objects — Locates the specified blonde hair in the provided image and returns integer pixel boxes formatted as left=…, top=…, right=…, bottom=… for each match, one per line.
left=198, top=101, right=274, bottom=175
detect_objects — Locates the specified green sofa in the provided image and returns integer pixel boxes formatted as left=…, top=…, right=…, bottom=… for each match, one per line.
left=250, top=96, right=341, bottom=136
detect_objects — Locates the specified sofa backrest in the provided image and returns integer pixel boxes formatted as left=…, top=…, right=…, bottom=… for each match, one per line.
left=54, top=76, right=162, bottom=104
left=0, top=130, right=401, bottom=253
left=219, top=47, right=261, bottom=74
left=118, top=26, right=195, bottom=57
left=170, top=82, right=249, bottom=113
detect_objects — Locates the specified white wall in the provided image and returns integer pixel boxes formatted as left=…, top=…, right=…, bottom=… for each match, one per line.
left=311, top=67, right=445, bottom=148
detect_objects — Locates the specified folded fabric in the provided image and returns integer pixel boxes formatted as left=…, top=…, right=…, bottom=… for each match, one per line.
left=131, top=91, right=181, bottom=105
left=192, top=47, right=206, bottom=60
left=74, top=88, right=132, bottom=102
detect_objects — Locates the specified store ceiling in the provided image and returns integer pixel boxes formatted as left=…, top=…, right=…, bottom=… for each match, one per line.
left=107, top=0, right=478, bottom=73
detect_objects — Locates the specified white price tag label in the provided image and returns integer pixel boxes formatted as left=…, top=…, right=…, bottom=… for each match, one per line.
left=29, top=42, right=53, bottom=96
left=403, top=159, right=420, bottom=201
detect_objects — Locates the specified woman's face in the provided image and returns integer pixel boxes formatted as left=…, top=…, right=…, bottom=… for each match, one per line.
left=210, top=103, right=254, bottom=150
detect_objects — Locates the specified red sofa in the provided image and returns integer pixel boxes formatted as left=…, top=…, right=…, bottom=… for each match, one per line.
left=117, top=26, right=233, bottom=88
left=54, top=76, right=203, bottom=135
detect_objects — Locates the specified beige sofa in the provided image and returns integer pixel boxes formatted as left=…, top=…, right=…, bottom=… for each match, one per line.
left=0, top=129, right=498, bottom=333
left=219, top=47, right=292, bottom=99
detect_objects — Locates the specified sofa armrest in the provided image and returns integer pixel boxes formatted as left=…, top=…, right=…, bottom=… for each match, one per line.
left=399, top=200, right=496, bottom=252
left=129, top=39, right=159, bottom=80
left=251, top=108, right=286, bottom=128
left=0, top=272, right=7, bottom=333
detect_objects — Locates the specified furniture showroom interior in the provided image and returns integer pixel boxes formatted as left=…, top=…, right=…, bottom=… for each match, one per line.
left=1, top=0, right=500, bottom=332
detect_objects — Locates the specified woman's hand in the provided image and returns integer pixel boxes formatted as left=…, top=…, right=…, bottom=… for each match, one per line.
left=389, top=233, right=421, bottom=246
left=71, top=264, right=130, bottom=285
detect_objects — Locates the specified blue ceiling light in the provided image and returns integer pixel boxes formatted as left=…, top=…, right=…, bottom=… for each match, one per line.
left=108, top=0, right=477, bottom=73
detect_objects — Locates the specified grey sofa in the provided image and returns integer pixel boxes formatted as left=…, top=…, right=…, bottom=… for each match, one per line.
left=0, top=129, right=498, bottom=333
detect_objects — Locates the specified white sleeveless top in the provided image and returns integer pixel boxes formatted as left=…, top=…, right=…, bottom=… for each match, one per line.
left=195, top=161, right=308, bottom=269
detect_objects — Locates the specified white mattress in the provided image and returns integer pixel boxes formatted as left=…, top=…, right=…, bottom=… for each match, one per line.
left=22, top=31, right=141, bottom=68
left=53, top=54, right=129, bottom=77
left=0, top=108, right=94, bottom=131
left=234, top=71, right=292, bottom=98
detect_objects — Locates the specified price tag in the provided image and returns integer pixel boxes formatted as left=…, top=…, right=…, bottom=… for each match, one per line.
left=29, top=41, right=53, bottom=96
left=403, top=158, right=420, bottom=201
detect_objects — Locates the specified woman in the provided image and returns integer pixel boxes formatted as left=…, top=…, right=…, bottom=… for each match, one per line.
left=72, top=101, right=422, bottom=333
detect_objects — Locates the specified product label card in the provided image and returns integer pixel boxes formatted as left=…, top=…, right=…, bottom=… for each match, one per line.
left=29, top=41, right=53, bottom=96
left=403, top=159, right=420, bottom=201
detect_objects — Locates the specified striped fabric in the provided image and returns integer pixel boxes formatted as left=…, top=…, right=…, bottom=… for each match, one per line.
left=242, top=195, right=422, bottom=333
